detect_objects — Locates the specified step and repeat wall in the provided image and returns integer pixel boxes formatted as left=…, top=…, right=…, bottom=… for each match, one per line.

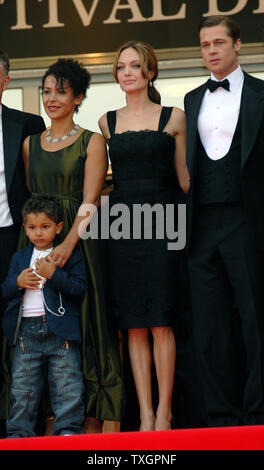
left=0, top=0, right=264, bottom=59
left=1, top=0, right=264, bottom=130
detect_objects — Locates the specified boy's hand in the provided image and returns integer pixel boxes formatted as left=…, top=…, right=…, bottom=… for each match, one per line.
left=35, top=256, right=57, bottom=279
left=17, top=268, right=40, bottom=289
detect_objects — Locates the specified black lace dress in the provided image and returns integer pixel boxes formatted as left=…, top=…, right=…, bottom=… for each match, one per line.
left=105, top=107, right=182, bottom=329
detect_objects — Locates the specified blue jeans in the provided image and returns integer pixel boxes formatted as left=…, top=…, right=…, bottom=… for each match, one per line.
left=7, top=316, right=84, bottom=437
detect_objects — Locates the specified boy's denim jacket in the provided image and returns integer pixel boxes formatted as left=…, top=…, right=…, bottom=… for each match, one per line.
left=1, top=243, right=87, bottom=346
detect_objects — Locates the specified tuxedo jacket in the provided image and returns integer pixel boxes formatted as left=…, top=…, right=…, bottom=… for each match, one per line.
left=184, top=71, right=264, bottom=250
left=1, top=243, right=87, bottom=346
left=1, top=104, right=45, bottom=226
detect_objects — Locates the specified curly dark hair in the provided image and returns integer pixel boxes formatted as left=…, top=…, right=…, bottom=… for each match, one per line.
left=41, top=58, right=91, bottom=113
left=22, top=195, right=62, bottom=224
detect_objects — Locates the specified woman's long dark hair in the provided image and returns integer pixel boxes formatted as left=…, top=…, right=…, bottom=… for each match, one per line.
left=113, top=40, right=161, bottom=104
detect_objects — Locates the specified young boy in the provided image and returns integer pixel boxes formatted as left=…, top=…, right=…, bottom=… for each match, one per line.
left=1, top=195, right=87, bottom=438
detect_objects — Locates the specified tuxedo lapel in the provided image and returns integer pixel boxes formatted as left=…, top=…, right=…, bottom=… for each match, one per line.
left=186, top=83, right=207, bottom=176
left=2, top=105, right=23, bottom=195
left=240, top=73, right=264, bottom=169
left=185, top=83, right=207, bottom=247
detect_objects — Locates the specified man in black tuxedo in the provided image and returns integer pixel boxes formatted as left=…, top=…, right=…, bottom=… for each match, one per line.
left=0, top=49, right=45, bottom=434
left=0, top=49, right=45, bottom=312
left=184, top=16, right=264, bottom=427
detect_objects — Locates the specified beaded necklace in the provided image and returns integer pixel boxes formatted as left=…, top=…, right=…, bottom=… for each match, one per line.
left=45, top=124, right=80, bottom=143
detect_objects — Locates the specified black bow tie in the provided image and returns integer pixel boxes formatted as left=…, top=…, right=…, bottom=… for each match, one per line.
left=207, top=78, right=230, bottom=92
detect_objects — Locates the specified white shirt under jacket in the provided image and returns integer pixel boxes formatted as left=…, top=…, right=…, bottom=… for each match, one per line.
left=198, top=66, right=244, bottom=160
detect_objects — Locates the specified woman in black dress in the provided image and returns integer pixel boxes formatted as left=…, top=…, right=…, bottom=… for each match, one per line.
left=99, top=41, right=189, bottom=431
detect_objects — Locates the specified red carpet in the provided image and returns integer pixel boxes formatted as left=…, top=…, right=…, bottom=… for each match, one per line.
left=0, top=425, right=264, bottom=450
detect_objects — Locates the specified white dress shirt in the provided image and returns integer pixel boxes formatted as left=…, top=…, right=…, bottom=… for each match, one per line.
left=198, top=66, right=244, bottom=160
left=0, top=105, right=14, bottom=226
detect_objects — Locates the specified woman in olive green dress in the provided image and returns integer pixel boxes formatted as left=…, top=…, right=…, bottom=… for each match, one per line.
left=21, top=59, right=125, bottom=433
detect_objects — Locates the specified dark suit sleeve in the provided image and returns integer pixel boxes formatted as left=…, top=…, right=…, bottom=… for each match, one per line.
left=5, top=106, right=46, bottom=140
left=23, top=113, right=45, bottom=139
left=1, top=252, right=23, bottom=300
left=45, top=251, right=87, bottom=299
left=4, top=108, right=46, bottom=226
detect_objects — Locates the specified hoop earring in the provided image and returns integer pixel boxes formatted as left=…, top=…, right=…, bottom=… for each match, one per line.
left=149, top=80, right=153, bottom=87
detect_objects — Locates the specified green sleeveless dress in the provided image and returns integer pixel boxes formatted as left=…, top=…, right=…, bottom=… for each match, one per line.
left=21, top=130, right=125, bottom=421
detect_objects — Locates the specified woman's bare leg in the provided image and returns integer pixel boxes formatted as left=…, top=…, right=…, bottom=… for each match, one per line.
left=152, top=326, right=176, bottom=430
left=128, top=328, right=155, bottom=431
left=102, top=420, right=121, bottom=433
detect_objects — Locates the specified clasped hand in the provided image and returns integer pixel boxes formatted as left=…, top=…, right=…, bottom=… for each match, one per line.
left=17, top=255, right=57, bottom=290
left=35, top=255, right=57, bottom=279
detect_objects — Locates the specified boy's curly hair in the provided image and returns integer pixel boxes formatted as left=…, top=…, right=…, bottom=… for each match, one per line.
left=22, top=195, right=62, bottom=224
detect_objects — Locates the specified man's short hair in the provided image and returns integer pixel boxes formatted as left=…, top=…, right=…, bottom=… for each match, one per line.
left=0, top=49, right=9, bottom=77
left=22, top=195, right=62, bottom=224
left=198, top=15, right=241, bottom=43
